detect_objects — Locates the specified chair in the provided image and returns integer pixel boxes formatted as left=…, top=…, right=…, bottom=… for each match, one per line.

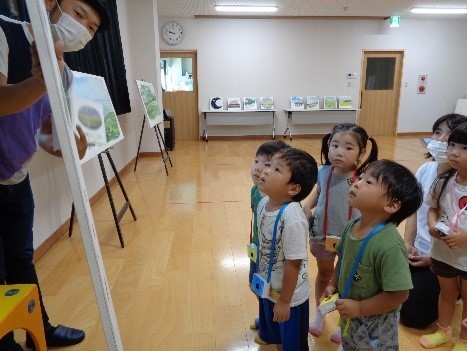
left=163, top=108, right=175, bottom=150
left=0, top=284, right=47, bottom=351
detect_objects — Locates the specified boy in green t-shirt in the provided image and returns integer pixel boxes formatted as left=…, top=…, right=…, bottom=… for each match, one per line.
left=249, top=140, right=289, bottom=343
left=324, top=160, right=423, bottom=350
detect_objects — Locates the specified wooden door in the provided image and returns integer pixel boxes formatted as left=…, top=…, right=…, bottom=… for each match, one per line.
left=161, top=51, right=198, bottom=140
left=358, top=51, right=404, bottom=136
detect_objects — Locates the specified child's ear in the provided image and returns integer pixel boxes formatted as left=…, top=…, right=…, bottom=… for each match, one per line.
left=288, top=183, right=301, bottom=198
left=384, top=198, right=401, bottom=214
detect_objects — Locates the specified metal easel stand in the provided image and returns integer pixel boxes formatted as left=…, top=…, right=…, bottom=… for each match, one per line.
left=134, top=114, right=173, bottom=176
left=69, top=149, right=137, bottom=248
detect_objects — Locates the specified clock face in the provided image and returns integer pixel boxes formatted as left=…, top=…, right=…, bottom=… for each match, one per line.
left=162, top=22, right=183, bottom=45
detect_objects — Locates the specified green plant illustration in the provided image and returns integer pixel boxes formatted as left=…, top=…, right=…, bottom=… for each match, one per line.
left=105, top=111, right=121, bottom=141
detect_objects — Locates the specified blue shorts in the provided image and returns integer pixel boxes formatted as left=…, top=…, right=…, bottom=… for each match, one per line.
left=259, top=298, right=309, bottom=351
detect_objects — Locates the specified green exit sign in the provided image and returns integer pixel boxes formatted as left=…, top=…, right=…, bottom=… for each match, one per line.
left=389, top=16, right=401, bottom=27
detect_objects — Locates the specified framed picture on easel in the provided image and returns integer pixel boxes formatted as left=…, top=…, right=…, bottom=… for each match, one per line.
left=135, top=80, right=163, bottom=127
left=67, top=71, right=124, bottom=164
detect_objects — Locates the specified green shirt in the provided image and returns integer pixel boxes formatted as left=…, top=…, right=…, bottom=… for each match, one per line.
left=251, top=184, right=263, bottom=246
left=336, top=221, right=412, bottom=309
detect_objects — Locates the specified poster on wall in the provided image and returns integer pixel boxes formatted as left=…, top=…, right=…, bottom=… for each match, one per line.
left=290, top=96, right=304, bottom=110
left=135, top=80, right=163, bottom=127
left=210, top=96, right=224, bottom=110
left=243, top=97, right=257, bottom=110
left=323, top=96, right=337, bottom=109
left=306, top=96, right=320, bottom=110
left=227, top=97, right=242, bottom=110
left=338, top=96, right=352, bottom=109
left=260, top=97, right=274, bottom=110
left=65, top=71, right=124, bottom=164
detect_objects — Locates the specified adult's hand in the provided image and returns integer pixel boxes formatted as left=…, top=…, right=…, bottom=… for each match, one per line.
left=30, top=40, right=65, bottom=87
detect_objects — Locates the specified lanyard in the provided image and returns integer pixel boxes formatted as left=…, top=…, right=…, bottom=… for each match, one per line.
left=451, top=173, right=467, bottom=232
left=323, top=166, right=357, bottom=236
left=337, top=218, right=386, bottom=299
left=259, top=203, right=289, bottom=283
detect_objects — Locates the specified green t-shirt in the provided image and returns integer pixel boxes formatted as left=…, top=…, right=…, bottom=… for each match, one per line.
left=336, top=221, right=412, bottom=309
left=251, top=184, right=264, bottom=246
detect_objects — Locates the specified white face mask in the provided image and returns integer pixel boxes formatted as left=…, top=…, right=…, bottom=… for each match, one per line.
left=427, top=139, right=449, bottom=164
left=50, top=2, right=93, bottom=52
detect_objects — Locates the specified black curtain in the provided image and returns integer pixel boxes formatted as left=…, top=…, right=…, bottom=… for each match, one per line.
left=0, top=0, right=131, bottom=116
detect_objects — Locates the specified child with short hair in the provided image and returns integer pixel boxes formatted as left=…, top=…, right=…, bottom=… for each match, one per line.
left=303, top=123, right=378, bottom=342
left=255, top=148, right=318, bottom=350
left=419, top=122, right=467, bottom=351
left=253, top=148, right=317, bottom=351
left=249, top=140, right=289, bottom=343
left=324, top=159, right=423, bottom=350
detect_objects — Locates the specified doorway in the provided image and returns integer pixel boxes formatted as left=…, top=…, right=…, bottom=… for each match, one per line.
left=358, top=51, right=404, bottom=136
left=160, top=51, right=199, bottom=140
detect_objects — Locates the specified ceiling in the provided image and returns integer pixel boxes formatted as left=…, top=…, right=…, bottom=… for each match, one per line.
left=156, top=0, right=467, bottom=20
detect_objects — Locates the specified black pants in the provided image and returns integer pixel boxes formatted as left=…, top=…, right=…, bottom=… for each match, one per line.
left=400, top=264, right=440, bottom=329
left=0, top=176, right=51, bottom=350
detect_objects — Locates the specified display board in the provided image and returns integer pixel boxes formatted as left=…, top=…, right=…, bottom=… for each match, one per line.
left=135, top=80, right=163, bottom=127
left=68, top=71, right=124, bottom=163
left=25, top=1, right=123, bottom=350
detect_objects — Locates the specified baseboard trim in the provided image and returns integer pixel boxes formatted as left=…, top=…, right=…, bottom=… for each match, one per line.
left=199, top=135, right=275, bottom=141
left=396, top=132, right=431, bottom=137
left=33, top=156, right=137, bottom=262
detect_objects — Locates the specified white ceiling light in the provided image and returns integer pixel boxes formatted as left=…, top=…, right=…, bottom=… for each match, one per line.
left=215, top=5, right=278, bottom=13
left=411, top=7, right=467, bottom=14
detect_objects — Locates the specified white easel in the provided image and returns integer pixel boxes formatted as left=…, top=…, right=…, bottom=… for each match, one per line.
left=25, top=1, right=123, bottom=350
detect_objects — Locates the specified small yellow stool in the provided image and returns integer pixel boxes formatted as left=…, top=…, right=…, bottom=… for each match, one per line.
left=0, top=284, right=47, bottom=351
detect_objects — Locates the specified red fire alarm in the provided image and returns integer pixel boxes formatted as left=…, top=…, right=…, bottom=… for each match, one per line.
left=417, top=75, right=427, bottom=94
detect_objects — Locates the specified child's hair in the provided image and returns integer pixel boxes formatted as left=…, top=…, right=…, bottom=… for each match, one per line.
left=256, top=140, right=290, bottom=157
left=431, top=122, right=467, bottom=207
left=425, top=113, right=467, bottom=158
left=320, top=123, right=378, bottom=174
left=275, top=148, right=318, bottom=202
left=364, top=160, right=423, bottom=225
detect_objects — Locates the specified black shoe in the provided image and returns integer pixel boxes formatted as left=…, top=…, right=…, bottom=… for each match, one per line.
left=0, top=342, right=24, bottom=351
left=25, top=325, right=85, bottom=349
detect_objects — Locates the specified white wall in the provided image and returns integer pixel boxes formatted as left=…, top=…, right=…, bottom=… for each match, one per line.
left=31, top=8, right=467, bottom=247
left=159, top=18, right=467, bottom=136
left=30, top=0, right=162, bottom=248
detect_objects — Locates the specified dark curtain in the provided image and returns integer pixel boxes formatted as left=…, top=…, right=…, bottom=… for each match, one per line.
left=0, top=0, right=131, bottom=116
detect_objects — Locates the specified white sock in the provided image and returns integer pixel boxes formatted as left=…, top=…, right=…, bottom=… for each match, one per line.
left=309, top=305, right=325, bottom=334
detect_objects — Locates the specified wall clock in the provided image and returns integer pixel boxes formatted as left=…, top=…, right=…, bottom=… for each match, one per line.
left=162, top=21, right=184, bottom=45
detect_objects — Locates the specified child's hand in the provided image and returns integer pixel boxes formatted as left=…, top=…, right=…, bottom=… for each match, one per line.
left=442, top=228, right=467, bottom=249
left=323, top=285, right=337, bottom=300
left=335, top=298, right=362, bottom=319
left=273, top=299, right=291, bottom=323
left=462, top=318, right=467, bottom=329
left=428, top=225, right=445, bottom=240
left=408, top=253, right=431, bottom=267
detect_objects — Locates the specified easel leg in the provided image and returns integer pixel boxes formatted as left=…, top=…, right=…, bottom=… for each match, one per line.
left=156, top=124, right=173, bottom=167
left=98, top=153, right=125, bottom=248
left=134, top=114, right=146, bottom=172
left=104, top=149, right=137, bottom=221
left=69, top=203, right=75, bottom=237
left=153, top=124, right=172, bottom=176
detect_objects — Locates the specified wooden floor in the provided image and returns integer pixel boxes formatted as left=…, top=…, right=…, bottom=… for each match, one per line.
left=15, top=137, right=462, bottom=350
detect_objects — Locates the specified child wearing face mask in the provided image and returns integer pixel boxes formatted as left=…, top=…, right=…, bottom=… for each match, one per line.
left=400, top=114, right=467, bottom=329
left=419, top=122, right=467, bottom=350
left=0, top=1, right=110, bottom=350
